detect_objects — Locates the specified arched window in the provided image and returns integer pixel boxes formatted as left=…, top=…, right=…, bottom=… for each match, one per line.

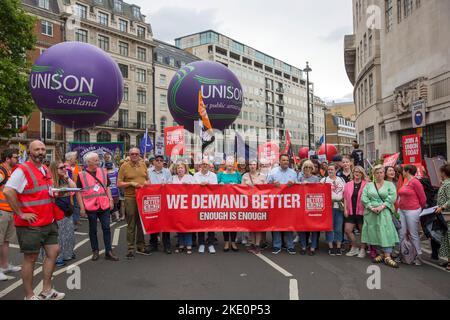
left=97, top=131, right=111, bottom=142
left=160, top=117, right=167, bottom=133
left=118, top=132, right=130, bottom=152
left=74, top=130, right=90, bottom=142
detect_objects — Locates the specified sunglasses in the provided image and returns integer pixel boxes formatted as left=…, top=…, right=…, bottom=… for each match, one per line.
left=155, top=159, right=164, bottom=162
left=58, top=166, right=66, bottom=170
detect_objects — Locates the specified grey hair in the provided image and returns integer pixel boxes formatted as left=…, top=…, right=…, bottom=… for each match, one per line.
left=84, top=152, right=99, bottom=164
left=65, top=151, right=77, bottom=161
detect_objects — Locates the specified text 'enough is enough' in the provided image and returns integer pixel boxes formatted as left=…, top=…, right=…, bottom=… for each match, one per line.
left=167, top=194, right=301, bottom=210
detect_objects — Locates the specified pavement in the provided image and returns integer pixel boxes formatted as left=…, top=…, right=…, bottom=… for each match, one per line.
left=0, top=219, right=449, bottom=300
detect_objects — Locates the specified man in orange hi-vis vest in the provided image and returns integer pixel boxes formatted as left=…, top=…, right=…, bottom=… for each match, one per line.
left=4, top=140, right=65, bottom=300
left=0, top=149, right=22, bottom=281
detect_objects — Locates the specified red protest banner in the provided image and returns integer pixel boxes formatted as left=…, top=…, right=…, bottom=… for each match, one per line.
left=164, top=126, right=185, bottom=157
left=136, top=184, right=333, bottom=234
left=402, top=134, right=421, bottom=164
left=383, top=153, right=399, bottom=167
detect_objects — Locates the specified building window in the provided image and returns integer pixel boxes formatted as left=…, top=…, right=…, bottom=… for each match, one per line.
left=160, top=94, right=167, bottom=110
left=118, top=41, right=129, bottom=56
left=98, top=12, right=108, bottom=26
left=41, top=20, right=53, bottom=37
left=160, top=117, right=167, bottom=133
left=123, top=86, right=128, bottom=101
left=118, top=63, right=128, bottom=79
left=385, top=0, right=393, bottom=32
left=159, top=74, right=167, bottom=86
left=75, top=3, right=87, bottom=19
left=397, top=0, right=402, bottom=23
left=118, top=109, right=128, bottom=128
left=97, top=131, right=111, bottom=142
left=137, top=89, right=146, bottom=104
left=137, top=47, right=146, bottom=61
left=136, top=68, right=146, bottom=83
left=75, top=29, right=88, bottom=43
left=137, top=26, right=145, bottom=39
left=98, top=35, right=109, bottom=51
left=74, top=130, right=90, bottom=142
left=118, top=133, right=130, bottom=151
left=133, top=7, right=140, bottom=18
left=39, top=0, right=49, bottom=10
left=118, top=19, right=128, bottom=32
left=363, top=33, right=367, bottom=61
left=41, top=118, right=52, bottom=140
left=368, top=33, right=373, bottom=57
left=404, top=0, right=413, bottom=17
left=169, top=57, right=175, bottom=67
left=156, top=53, right=163, bottom=63
left=137, top=112, right=146, bottom=129
left=369, top=74, right=374, bottom=104
left=364, top=79, right=368, bottom=107
left=114, top=0, right=122, bottom=12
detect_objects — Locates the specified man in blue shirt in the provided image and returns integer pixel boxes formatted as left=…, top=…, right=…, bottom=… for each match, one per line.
left=266, top=154, right=298, bottom=255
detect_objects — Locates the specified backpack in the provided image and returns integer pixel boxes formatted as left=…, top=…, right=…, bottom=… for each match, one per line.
left=419, top=178, right=438, bottom=208
left=400, top=234, right=418, bottom=265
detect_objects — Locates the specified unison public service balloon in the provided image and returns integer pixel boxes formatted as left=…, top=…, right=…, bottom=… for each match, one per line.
left=29, top=42, right=123, bottom=129
left=168, top=61, right=243, bottom=133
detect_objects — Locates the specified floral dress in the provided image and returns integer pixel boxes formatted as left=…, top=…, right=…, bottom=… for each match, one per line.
left=361, top=181, right=399, bottom=248
left=438, top=179, right=450, bottom=259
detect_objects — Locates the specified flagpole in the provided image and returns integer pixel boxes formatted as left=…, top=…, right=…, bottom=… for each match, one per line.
left=144, top=128, right=148, bottom=159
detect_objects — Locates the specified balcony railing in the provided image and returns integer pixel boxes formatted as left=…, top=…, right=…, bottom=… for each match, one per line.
left=97, top=121, right=156, bottom=131
left=276, top=87, right=284, bottom=94
left=276, top=100, right=285, bottom=106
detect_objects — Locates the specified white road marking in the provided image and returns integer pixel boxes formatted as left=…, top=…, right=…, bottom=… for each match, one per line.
left=53, top=250, right=105, bottom=277
left=34, top=280, right=43, bottom=296
left=75, top=232, right=88, bottom=236
left=8, top=244, right=20, bottom=249
left=74, top=238, right=90, bottom=250
left=421, top=259, right=450, bottom=273
left=110, top=222, right=117, bottom=228
left=0, top=267, right=42, bottom=299
left=255, top=253, right=293, bottom=277
left=112, top=228, right=121, bottom=247
left=289, top=279, right=300, bottom=300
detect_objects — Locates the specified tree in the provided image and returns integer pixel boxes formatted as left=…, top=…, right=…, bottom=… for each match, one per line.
left=0, top=0, right=36, bottom=139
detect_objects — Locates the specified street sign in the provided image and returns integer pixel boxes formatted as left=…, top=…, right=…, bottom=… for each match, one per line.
left=411, top=99, right=426, bottom=128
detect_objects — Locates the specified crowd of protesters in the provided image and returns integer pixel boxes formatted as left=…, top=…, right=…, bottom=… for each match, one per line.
left=0, top=139, right=449, bottom=300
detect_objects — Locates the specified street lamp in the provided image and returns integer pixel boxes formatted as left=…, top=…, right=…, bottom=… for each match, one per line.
left=303, top=62, right=312, bottom=150
left=322, top=106, right=329, bottom=161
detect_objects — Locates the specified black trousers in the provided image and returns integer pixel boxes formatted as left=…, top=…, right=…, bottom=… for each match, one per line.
left=150, top=232, right=171, bottom=249
left=198, top=232, right=215, bottom=246
left=223, top=232, right=237, bottom=242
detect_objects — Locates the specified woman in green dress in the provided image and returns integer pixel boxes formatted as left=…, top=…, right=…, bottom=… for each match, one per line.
left=361, top=165, right=400, bottom=268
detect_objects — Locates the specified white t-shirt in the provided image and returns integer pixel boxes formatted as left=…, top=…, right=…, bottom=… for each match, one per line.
left=171, top=174, right=195, bottom=184
left=5, top=166, right=47, bottom=194
left=193, top=171, right=218, bottom=185
left=321, top=176, right=346, bottom=208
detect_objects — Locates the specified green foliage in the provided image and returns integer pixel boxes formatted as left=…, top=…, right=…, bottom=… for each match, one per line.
left=0, top=0, right=36, bottom=138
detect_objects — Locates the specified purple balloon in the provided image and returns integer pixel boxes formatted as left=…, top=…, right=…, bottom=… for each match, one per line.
left=30, top=42, right=123, bottom=129
left=168, top=61, right=243, bottom=133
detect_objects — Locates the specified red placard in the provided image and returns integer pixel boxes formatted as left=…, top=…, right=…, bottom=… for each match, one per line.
left=164, top=126, right=185, bottom=157
left=383, top=153, right=399, bottom=167
left=402, top=134, right=421, bottom=164
left=258, top=142, right=280, bottom=165
left=136, top=184, right=333, bottom=233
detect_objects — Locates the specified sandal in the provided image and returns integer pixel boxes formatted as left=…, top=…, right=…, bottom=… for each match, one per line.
left=175, top=247, right=185, bottom=254
left=384, top=257, right=399, bottom=269
left=372, top=255, right=384, bottom=263
left=186, top=247, right=193, bottom=255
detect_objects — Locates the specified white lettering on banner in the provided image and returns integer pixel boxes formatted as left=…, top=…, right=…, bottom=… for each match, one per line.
left=252, top=194, right=301, bottom=210
left=166, top=194, right=188, bottom=210
left=142, top=195, right=161, bottom=214
left=187, top=194, right=302, bottom=210
left=306, top=194, right=325, bottom=211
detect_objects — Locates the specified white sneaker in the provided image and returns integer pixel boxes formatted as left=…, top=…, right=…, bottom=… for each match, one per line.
left=346, top=247, right=360, bottom=257
left=38, top=289, right=65, bottom=300
left=293, top=235, right=299, bottom=243
left=0, top=272, right=8, bottom=281
left=24, top=295, right=40, bottom=300
left=357, top=249, right=366, bottom=258
left=413, top=257, right=422, bottom=266
left=208, top=245, right=216, bottom=254
left=241, top=238, right=248, bottom=245
left=0, top=264, right=22, bottom=273
left=198, top=245, right=205, bottom=254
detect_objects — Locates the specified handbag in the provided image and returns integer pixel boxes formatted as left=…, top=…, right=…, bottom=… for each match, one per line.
left=374, top=182, right=402, bottom=231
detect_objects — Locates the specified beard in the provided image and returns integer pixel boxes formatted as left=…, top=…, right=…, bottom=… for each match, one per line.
left=30, top=154, right=45, bottom=163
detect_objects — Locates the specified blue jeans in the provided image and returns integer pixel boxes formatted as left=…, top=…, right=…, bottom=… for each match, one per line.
left=178, top=233, right=193, bottom=247
left=87, top=209, right=112, bottom=252
left=299, top=232, right=319, bottom=250
left=273, top=232, right=294, bottom=250
left=72, top=196, right=80, bottom=224
left=326, top=208, right=344, bottom=244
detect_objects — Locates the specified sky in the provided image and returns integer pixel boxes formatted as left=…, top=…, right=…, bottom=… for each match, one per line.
left=132, top=0, right=354, bottom=102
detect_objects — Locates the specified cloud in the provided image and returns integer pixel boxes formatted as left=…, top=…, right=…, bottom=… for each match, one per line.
left=149, top=6, right=223, bottom=44
left=319, top=25, right=352, bottom=43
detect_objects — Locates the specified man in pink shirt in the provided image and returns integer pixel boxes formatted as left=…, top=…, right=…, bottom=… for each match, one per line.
left=398, top=164, right=427, bottom=265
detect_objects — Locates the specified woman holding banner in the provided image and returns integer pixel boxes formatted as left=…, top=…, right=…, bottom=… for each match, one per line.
left=298, top=160, right=321, bottom=256
left=241, top=159, right=266, bottom=254
left=361, top=165, right=399, bottom=268
left=171, top=161, right=195, bottom=255
left=218, top=159, right=242, bottom=252
left=320, top=163, right=346, bottom=256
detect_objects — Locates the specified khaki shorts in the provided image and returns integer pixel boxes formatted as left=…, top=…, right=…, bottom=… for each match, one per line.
left=0, top=210, right=16, bottom=244
left=16, top=221, right=59, bottom=254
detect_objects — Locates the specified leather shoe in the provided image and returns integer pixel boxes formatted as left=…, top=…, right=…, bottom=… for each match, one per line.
left=164, top=248, right=172, bottom=254
left=92, top=251, right=99, bottom=261
left=105, top=251, right=119, bottom=261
